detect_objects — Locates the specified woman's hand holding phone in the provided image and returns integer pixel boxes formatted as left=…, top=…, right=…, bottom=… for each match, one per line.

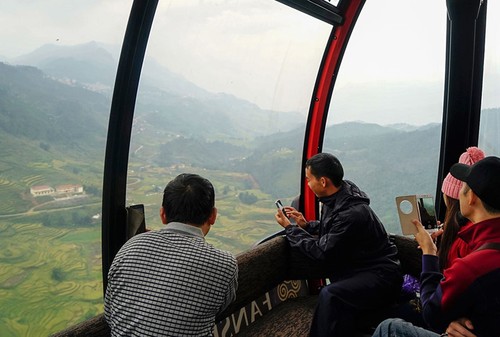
left=412, top=219, right=438, bottom=255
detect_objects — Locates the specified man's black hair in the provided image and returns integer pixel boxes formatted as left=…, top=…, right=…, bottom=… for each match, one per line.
left=305, top=153, right=344, bottom=188
left=162, top=173, right=215, bottom=225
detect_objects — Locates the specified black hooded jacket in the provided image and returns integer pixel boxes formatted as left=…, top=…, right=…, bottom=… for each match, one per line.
left=285, top=180, right=400, bottom=277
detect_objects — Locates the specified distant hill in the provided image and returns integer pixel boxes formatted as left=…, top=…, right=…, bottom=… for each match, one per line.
left=231, top=122, right=441, bottom=231
left=325, top=123, right=441, bottom=229
left=0, top=62, right=108, bottom=149
left=133, top=87, right=301, bottom=140
left=13, top=41, right=117, bottom=90
left=12, top=41, right=209, bottom=98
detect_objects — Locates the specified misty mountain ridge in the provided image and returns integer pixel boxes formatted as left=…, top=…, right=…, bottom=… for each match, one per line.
left=9, top=40, right=499, bottom=127
left=2, top=41, right=496, bottom=158
left=10, top=42, right=277, bottom=108
left=2, top=42, right=498, bottom=229
left=385, top=123, right=440, bottom=132
left=10, top=41, right=233, bottom=99
left=12, top=41, right=117, bottom=92
left=0, top=62, right=108, bottom=149
left=9, top=42, right=303, bottom=136
left=0, top=57, right=443, bottom=168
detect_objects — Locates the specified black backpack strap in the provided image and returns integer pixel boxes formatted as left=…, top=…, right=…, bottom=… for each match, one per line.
left=475, top=242, right=500, bottom=252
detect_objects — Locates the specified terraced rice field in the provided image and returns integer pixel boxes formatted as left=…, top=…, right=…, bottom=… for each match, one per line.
left=0, top=220, right=102, bottom=337
left=0, top=165, right=286, bottom=336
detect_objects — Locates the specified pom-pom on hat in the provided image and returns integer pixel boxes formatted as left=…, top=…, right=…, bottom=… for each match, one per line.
left=441, top=147, right=485, bottom=199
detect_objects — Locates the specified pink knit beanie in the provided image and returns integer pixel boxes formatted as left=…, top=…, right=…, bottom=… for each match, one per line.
left=441, top=147, right=485, bottom=199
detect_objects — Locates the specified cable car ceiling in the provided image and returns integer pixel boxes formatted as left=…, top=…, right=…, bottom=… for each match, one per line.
left=276, top=0, right=344, bottom=25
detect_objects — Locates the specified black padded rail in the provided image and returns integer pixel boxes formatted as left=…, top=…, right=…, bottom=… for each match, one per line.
left=217, top=236, right=290, bottom=320
left=50, top=234, right=422, bottom=337
left=50, top=314, right=109, bottom=337
left=391, top=234, right=422, bottom=278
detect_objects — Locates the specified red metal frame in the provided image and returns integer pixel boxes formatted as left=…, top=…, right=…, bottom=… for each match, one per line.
left=303, top=0, right=366, bottom=221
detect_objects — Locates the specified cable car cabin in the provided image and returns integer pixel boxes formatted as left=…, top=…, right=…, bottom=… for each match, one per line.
left=0, top=0, right=497, bottom=336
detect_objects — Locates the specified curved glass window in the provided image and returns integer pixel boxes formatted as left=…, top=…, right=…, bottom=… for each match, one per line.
left=128, top=0, right=331, bottom=254
left=0, top=2, right=130, bottom=336
left=324, top=0, right=447, bottom=234
left=479, top=1, right=500, bottom=157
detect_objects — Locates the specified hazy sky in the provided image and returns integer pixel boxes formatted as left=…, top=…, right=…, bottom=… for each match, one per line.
left=0, top=0, right=498, bottom=125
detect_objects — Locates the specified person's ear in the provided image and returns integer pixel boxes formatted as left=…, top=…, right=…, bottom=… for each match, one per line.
left=468, top=190, right=478, bottom=206
left=208, top=207, right=217, bottom=225
left=321, top=177, right=327, bottom=187
left=160, top=206, right=168, bottom=224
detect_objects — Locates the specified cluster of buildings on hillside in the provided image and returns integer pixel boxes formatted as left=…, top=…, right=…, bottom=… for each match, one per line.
left=30, top=184, right=84, bottom=197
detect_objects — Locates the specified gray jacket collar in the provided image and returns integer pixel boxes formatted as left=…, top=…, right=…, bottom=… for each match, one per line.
left=163, top=221, right=204, bottom=239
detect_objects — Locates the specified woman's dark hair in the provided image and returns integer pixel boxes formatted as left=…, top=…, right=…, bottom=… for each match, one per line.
left=162, top=173, right=215, bottom=226
left=438, top=197, right=464, bottom=270
left=305, top=153, right=344, bottom=187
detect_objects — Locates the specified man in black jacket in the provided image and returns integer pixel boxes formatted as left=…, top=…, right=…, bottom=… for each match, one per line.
left=275, top=153, right=402, bottom=337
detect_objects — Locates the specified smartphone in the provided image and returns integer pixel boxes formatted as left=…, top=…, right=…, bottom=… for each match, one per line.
left=275, top=199, right=288, bottom=218
left=395, top=194, right=438, bottom=235
left=126, top=203, right=147, bottom=239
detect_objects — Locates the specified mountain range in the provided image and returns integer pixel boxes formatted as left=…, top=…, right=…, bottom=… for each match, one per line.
left=1, top=41, right=498, bottom=231
left=9, top=41, right=303, bottom=138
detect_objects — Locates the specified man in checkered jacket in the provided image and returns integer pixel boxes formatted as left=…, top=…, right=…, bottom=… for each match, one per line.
left=105, top=173, right=238, bottom=336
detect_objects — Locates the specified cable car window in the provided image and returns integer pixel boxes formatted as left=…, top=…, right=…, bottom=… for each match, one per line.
left=0, top=2, right=130, bottom=336
left=128, top=0, right=331, bottom=254
left=323, top=0, right=447, bottom=234
left=479, top=0, right=500, bottom=157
